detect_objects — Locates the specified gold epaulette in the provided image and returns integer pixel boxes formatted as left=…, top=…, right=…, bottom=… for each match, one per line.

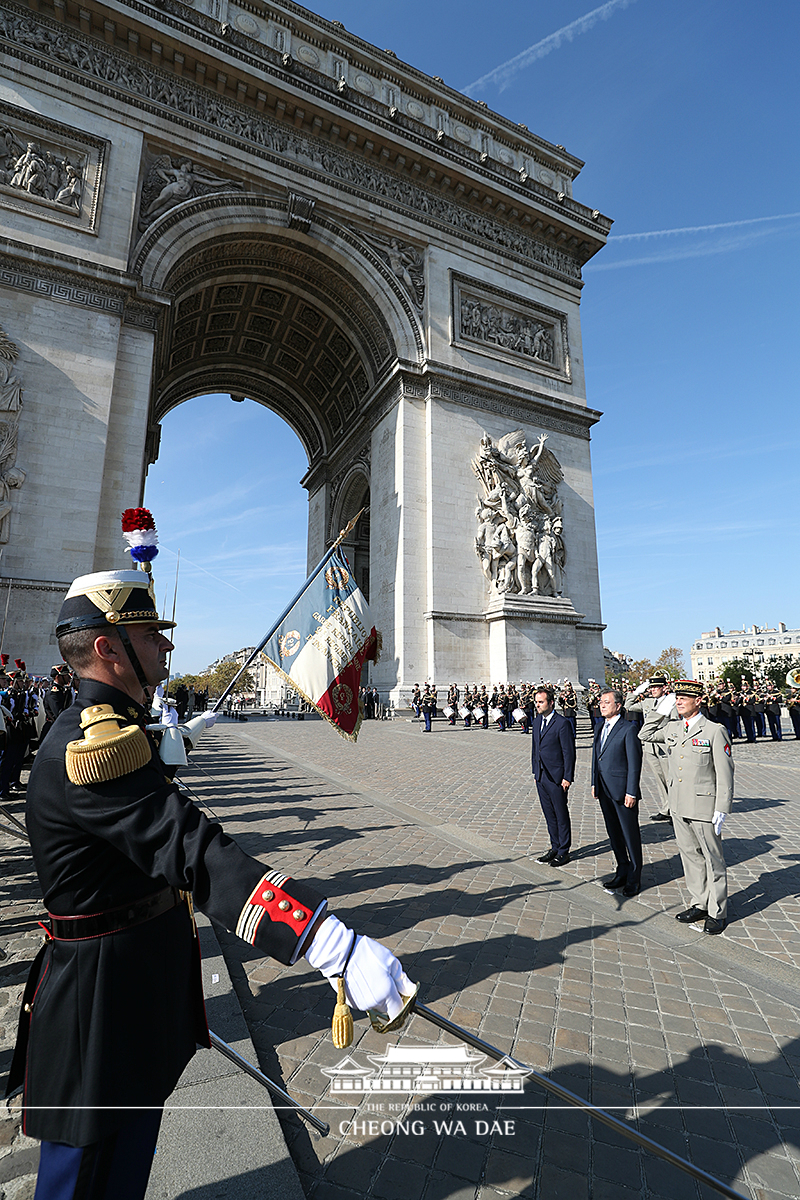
left=65, top=704, right=151, bottom=785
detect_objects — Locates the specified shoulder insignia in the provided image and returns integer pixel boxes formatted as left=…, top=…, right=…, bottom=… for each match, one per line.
left=66, top=704, right=151, bottom=785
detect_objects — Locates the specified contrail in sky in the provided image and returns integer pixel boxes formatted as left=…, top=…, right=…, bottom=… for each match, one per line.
left=463, top=0, right=638, bottom=95
left=610, top=211, right=800, bottom=241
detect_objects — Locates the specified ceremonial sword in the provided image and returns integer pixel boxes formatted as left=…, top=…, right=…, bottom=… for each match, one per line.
left=401, top=999, right=748, bottom=1200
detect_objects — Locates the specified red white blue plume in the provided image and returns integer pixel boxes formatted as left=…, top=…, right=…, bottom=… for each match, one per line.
left=121, top=507, right=159, bottom=563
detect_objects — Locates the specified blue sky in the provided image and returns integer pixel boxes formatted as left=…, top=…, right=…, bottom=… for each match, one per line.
left=146, top=0, right=800, bottom=675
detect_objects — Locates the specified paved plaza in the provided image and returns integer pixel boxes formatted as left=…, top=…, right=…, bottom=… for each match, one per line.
left=1, top=713, right=800, bottom=1197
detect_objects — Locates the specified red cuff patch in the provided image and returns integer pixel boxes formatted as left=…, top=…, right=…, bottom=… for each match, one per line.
left=236, top=872, right=312, bottom=944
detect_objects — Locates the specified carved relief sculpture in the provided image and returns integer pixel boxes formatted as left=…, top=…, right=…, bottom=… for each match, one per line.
left=473, top=429, right=565, bottom=598
left=138, top=154, right=243, bottom=229
left=452, top=275, right=570, bottom=379
left=361, top=232, right=425, bottom=311
left=0, top=127, right=83, bottom=210
left=0, top=325, right=24, bottom=544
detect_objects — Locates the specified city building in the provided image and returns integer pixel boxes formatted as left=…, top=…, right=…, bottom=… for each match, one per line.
left=690, top=624, right=800, bottom=682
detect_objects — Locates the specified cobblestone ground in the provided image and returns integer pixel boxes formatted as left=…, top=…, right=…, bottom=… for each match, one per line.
left=195, top=713, right=800, bottom=1200
left=1, top=714, right=799, bottom=1199
left=0, top=784, right=47, bottom=1200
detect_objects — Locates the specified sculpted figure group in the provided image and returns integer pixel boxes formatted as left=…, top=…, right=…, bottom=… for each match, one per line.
left=474, top=430, right=566, bottom=597
left=460, top=298, right=555, bottom=364
left=0, top=129, right=82, bottom=210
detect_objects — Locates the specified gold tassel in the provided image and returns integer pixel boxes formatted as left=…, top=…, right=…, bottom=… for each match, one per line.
left=332, top=977, right=354, bottom=1048
left=66, top=705, right=152, bottom=785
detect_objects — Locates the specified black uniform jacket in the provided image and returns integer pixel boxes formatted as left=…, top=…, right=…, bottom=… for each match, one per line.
left=10, top=680, right=325, bottom=1146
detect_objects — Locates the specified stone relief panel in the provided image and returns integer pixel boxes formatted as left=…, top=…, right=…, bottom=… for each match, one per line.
left=137, top=148, right=244, bottom=231
left=0, top=4, right=583, bottom=284
left=0, top=323, right=25, bottom=545
left=473, top=429, right=565, bottom=599
left=452, top=274, right=570, bottom=382
left=0, top=100, right=108, bottom=233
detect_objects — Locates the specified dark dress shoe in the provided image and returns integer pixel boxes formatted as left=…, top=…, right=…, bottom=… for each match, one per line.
left=551, top=853, right=570, bottom=867
left=675, top=906, right=708, bottom=923
left=650, top=813, right=673, bottom=823
left=603, top=874, right=626, bottom=890
left=622, top=883, right=640, bottom=897
left=537, top=849, right=557, bottom=863
left=703, top=916, right=726, bottom=935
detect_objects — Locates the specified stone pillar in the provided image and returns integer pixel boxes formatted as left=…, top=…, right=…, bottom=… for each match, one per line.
left=370, top=388, right=428, bottom=704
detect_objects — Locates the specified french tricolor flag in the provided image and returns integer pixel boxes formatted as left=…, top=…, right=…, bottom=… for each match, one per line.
left=262, top=548, right=380, bottom=741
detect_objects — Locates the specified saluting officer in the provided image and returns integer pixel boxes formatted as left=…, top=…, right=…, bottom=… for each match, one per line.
left=640, top=679, right=734, bottom=934
left=624, top=673, right=674, bottom=823
left=8, top=562, right=414, bottom=1199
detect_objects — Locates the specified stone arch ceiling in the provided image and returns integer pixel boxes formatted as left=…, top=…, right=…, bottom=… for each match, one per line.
left=154, top=234, right=396, bottom=461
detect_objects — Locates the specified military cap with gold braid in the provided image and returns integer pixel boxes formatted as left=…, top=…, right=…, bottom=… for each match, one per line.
left=673, top=679, right=704, bottom=697
left=59, top=508, right=172, bottom=784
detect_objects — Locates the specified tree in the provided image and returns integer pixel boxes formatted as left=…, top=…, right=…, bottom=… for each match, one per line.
left=168, top=672, right=211, bottom=697
left=719, top=658, right=754, bottom=689
left=209, top=660, right=254, bottom=698
left=763, top=654, right=800, bottom=690
left=654, top=646, right=686, bottom=679
left=622, top=658, right=654, bottom=688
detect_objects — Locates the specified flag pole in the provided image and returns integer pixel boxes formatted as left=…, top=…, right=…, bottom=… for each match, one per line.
left=211, top=508, right=367, bottom=714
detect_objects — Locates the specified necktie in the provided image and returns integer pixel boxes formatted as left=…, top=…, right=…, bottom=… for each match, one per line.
left=600, top=721, right=611, bottom=749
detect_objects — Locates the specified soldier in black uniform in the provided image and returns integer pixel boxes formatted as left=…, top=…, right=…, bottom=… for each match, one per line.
left=8, top=567, right=413, bottom=1200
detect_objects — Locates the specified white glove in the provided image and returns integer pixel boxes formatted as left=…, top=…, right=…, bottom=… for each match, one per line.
left=160, top=703, right=179, bottom=728
left=630, top=681, right=649, bottom=699
left=656, top=692, right=676, bottom=716
left=712, top=811, right=726, bottom=836
left=201, top=711, right=218, bottom=729
left=305, top=914, right=416, bottom=1019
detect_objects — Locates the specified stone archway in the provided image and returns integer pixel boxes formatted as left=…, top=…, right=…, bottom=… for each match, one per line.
left=0, top=0, right=611, bottom=690
left=129, top=194, right=418, bottom=634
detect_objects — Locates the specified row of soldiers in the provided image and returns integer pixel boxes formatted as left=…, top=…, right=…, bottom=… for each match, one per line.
left=585, top=677, right=800, bottom=742
left=411, top=681, right=581, bottom=734
left=0, top=659, right=77, bottom=797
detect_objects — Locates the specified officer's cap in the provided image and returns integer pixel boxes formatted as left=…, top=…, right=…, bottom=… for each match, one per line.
left=673, top=679, right=704, bottom=697
left=56, top=570, right=177, bottom=638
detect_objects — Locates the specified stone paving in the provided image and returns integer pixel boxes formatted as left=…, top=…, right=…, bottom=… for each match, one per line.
left=1, top=714, right=799, bottom=1199
left=185, top=713, right=800, bottom=1200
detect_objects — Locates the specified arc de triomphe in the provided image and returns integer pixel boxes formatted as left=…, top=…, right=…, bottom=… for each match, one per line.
left=0, top=0, right=611, bottom=697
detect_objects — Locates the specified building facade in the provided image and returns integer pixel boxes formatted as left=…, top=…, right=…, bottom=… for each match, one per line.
left=691, top=623, right=800, bottom=682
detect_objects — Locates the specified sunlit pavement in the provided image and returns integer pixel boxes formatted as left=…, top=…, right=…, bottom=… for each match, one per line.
left=190, top=713, right=800, bottom=1200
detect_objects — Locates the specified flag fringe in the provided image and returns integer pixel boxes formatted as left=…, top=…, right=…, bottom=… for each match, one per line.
left=261, top=655, right=364, bottom=744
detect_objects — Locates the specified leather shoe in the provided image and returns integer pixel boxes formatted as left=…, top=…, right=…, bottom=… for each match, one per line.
left=537, top=849, right=557, bottom=864
left=551, top=853, right=570, bottom=867
left=651, top=813, right=673, bottom=823
left=603, top=874, right=626, bottom=890
left=622, top=883, right=640, bottom=897
left=703, top=916, right=726, bottom=935
left=675, top=906, right=708, bottom=923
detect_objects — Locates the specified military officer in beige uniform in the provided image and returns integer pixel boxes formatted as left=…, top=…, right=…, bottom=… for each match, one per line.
left=640, top=678, right=734, bottom=934
left=625, top=673, right=675, bottom=822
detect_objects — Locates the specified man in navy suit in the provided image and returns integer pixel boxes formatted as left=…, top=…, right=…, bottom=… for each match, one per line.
left=531, top=686, right=575, bottom=866
left=592, top=687, right=643, bottom=896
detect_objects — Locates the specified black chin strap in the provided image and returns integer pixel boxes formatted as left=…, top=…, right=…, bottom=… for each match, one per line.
left=115, top=624, right=150, bottom=694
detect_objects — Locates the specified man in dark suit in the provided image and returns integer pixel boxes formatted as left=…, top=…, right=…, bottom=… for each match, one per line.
left=531, top=686, right=575, bottom=866
left=592, top=687, right=643, bottom=896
